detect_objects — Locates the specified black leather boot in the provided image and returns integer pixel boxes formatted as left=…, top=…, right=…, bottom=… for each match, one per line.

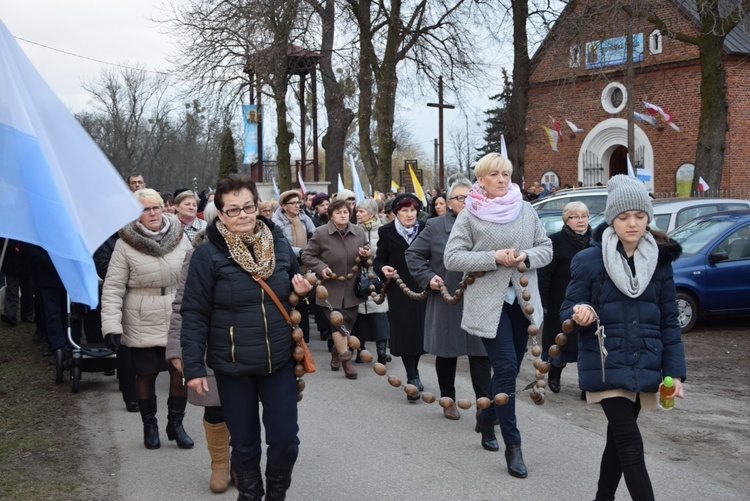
left=236, top=467, right=264, bottom=501
left=505, top=442, right=528, bottom=478
left=265, top=465, right=293, bottom=501
left=138, top=396, right=160, bottom=449
left=479, top=410, right=499, bottom=452
left=548, top=364, right=563, bottom=393
left=166, top=396, right=194, bottom=449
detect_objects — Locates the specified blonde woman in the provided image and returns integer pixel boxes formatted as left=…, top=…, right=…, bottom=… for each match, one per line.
left=444, top=153, right=552, bottom=478
left=101, top=188, right=193, bottom=450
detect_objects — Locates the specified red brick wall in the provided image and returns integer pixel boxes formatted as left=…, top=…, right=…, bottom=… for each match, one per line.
left=524, top=0, right=749, bottom=197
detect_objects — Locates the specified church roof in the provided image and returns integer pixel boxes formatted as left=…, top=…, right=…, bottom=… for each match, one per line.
left=674, top=0, right=750, bottom=54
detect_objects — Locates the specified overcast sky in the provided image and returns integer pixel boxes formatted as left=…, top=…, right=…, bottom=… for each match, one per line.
left=3, top=1, right=507, bottom=165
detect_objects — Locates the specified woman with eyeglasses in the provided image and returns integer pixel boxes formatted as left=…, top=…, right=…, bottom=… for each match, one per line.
left=405, top=179, right=491, bottom=423
left=101, top=188, right=193, bottom=450
left=180, top=175, right=313, bottom=500
left=272, top=190, right=316, bottom=344
left=538, top=201, right=591, bottom=396
left=257, top=200, right=274, bottom=219
left=444, top=153, right=552, bottom=478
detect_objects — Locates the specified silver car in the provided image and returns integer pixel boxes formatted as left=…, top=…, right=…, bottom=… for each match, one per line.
left=651, top=198, right=750, bottom=232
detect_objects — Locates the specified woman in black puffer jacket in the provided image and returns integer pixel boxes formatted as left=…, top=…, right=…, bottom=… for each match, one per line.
left=181, top=175, right=312, bottom=501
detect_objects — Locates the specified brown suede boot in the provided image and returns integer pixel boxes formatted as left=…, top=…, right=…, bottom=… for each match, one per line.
left=203, top=419, right=231, bottom=493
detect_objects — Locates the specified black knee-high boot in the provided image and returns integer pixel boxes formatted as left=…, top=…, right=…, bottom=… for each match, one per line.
left=265, top=465, right=293, bottom=501
left=138, top=396, right=160, bottom=449
left=166, top=396, right=194, bottom=449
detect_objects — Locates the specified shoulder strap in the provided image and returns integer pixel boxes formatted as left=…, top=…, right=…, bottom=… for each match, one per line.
left=253, top=275, right=291, bottom=323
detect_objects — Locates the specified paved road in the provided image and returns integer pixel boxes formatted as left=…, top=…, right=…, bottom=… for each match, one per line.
left=77, top=335, right=746, bottom=501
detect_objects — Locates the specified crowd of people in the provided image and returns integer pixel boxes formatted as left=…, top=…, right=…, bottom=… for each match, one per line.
left=0, top=161, right=686, bottom=501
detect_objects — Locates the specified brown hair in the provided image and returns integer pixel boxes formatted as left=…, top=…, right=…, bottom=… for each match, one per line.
left=214, top=174, right=259, bottom=212
left=327, top=198, right=350, bottom=218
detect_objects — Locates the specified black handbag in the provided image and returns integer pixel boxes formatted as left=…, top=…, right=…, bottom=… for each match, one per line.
left=355, top=267, right=383, bottom=298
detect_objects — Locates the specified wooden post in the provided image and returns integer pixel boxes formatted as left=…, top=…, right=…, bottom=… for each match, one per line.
left=427, top=76, right=455, bottom=190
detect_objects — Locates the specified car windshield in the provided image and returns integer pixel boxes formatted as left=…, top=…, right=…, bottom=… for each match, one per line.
left=669, top=218, right=736, bottom=256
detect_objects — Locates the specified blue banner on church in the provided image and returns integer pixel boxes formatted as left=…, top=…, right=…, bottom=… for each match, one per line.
left=586, top=34, right=643, bottom=69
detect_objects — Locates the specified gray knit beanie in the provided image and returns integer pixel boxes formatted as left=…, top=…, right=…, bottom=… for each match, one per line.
left=604, top=175, right=653, bottom=225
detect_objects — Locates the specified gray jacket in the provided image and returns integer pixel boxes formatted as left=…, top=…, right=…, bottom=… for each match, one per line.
left=272, top=207, right=316, bottom=258
left=406, top=212, right=486, bottom=357
left=443, top=202, right=552, bottom=338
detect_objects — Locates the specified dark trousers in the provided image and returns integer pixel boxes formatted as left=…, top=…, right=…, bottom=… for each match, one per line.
left=40, top=286, right=68, bottom=350
left=435, top=355, right=491, bottom=400
left=3, top=273, right=34, bottom=322
left=481, top=300, right=529, bottom=445
left=595, top=396, right=654, bottom=501
left=215, top=364, right=299, bottom=474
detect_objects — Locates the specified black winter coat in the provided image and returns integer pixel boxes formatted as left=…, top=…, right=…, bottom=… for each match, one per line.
left=373, top=221, right=426, bottom=357
left=538, top=227, right=590, bottom=357
left=180, top=218, right=300, bottom=379
left=560, top=225, right=687, bottom=393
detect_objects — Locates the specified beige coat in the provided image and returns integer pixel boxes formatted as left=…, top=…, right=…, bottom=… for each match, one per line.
left=101, top=215, right=191, bottom=348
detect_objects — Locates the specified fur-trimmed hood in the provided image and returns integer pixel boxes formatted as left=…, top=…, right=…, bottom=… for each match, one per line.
left=591, top=222, right=682, bottom=265
left=119, top=214, right=185, bottom=257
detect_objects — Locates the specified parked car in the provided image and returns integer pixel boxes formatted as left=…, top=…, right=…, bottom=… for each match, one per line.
left=668, top=209, right=750, bottom=332
left=531, top=186, right=608, bottom=213
left=651, top=198, right=750, bottom=233
left=535, top=209, right=564, bottom=236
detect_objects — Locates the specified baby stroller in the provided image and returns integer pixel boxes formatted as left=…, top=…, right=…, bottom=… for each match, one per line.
left=54, top=301, right=117, bottom=393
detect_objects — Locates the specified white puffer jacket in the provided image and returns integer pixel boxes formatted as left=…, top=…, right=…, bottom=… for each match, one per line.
left=358, top=217, right=389, bottom=314
left=101, top=214, right=191, bottom=348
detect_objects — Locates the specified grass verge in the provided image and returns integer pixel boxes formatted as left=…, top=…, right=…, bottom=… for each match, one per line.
left=0, top=322, right=86, bottom=500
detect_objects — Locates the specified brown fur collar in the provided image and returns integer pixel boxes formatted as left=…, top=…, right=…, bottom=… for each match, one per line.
left=119, top=214, right=184, bottom=257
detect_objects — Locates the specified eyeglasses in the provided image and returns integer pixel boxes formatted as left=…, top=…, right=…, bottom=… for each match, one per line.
left=284, top=201, right=303, bottom=206
left=222, top=205, right=257, bottom=217
left=449, top=195, right=467, bottom=202
left=260, top=209, right=273, bottom=215
left=142, top=206, right=162, bottom=214
left=568, top=215, right=589, bottom=220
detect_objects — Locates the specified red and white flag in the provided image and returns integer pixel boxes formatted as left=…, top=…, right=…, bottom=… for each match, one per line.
left=550, top=116, right=564, bottom=143
left=643, top=101, right=681, bottom=131
left=297, top=170, right=307, bottom=197
left=698, top=176, right=710, bottom=193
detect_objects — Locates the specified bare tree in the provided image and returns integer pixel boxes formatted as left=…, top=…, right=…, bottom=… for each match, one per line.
left=79, top=67, right=225, bottom=191
left=161, top=0, right=308, bottom=190
left=345, top=0, right=478, bottom=192
left=623, top=0, right=750, bottom=194
left=304, top=0, right=358, bottom=191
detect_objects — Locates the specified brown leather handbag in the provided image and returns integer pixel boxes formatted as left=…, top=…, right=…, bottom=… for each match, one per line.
left=253, top=275, right=316, bottom=374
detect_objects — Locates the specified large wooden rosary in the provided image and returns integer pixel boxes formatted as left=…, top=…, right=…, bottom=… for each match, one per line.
left=298, top=247, right=568, bottom=412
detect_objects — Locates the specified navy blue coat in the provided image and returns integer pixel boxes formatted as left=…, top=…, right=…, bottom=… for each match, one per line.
left=180, top=218, right=300, bottom=379
left=560, top=225, right=687, bottom=393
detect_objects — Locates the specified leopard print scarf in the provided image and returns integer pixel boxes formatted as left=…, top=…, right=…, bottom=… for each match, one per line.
left=217, top=219, right=276, bottom=279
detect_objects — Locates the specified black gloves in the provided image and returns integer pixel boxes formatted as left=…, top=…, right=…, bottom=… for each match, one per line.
left=104, top=333, right=122, bottom=352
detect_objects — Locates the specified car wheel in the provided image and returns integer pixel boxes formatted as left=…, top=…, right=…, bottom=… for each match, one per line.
left=676, top=291, right=698, bottom=333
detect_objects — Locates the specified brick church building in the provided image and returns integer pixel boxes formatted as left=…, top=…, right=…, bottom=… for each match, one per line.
left=524, top=0, right=750, bottom=197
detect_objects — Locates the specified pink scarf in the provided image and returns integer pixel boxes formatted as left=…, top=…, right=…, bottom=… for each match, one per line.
left=465, top=182, right=523, bottom=223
